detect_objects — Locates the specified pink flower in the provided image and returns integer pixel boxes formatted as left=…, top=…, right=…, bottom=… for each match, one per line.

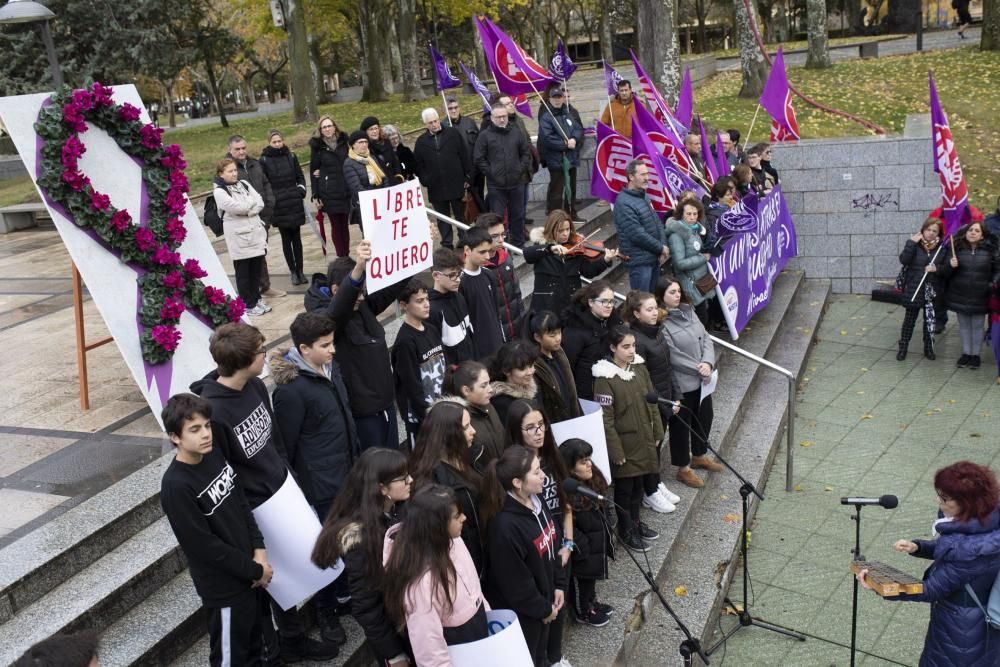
left=166, top=217, right=187, bottom=245
left=150, top=324, right=182, bottom=352
left=152, top=244, right=181, bottom=266
left=62, top=169, right=89, bottom=191
left=119, top=103, right=142, bottom=123
left=71, top=89, right=94, bottom=112
left=91, top=82, right=114, bottom=106
left=164, top=271, right=185, bottom=290
left=160, top=296, right=186, bottom=321
left=61, top=136, right=85, bottom=170
left=133, top=227, right=156, bottom=252
left=90, top=191, right=111, bottom=212
left=164, top=188, right=187, bottom=216
left=184, top=258, right=207, bottom=279
left=139, top=123, right=163, bottom=150
left=203, top=285, right=226, bottom=305
left=227, top=297, right=246, bottom=322
left=160, top=144, right=187, bottom=170
left=109, top=210, right=131, bottom=232
left=62, top=103, right=87, bottom=133
left=169, top=170, right=189, bottom=193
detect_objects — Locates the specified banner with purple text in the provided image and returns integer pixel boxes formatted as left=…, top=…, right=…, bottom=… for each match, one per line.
left=709, top=185, right=797, bottom=340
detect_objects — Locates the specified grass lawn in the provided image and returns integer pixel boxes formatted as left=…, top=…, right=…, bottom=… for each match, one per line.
left=1, top=46, right=997, bottom=210
left=707, top=33, right=906, bottom=59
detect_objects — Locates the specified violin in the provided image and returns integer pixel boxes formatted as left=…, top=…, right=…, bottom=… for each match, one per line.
left=561, top=231, right=629, bottom=262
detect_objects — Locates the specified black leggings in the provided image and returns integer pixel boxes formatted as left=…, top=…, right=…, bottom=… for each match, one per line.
left=278, top=226, right=303, bottom=275
left=233, top=256, right=264, bottom=308
left=613, top=475, right=644, bottom=528
left=668, top=389, right=714, bottom=468
left=569, top=575, right=597, bottom=617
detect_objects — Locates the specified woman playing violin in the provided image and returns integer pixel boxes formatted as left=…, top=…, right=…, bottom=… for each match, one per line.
left=525, top=210, right=620, bottom=315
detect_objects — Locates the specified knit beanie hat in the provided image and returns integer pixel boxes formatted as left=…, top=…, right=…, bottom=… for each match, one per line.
left=349, top=130, right=367, bottom=146
left=360, top=116, right=380, bottom=132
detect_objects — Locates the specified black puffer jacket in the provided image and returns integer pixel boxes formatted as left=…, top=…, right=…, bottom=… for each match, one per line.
left=489, top=380, right=539, bottom=427
left=370, top=137, right=403, bottom=183
left=473, top=122, right=530, bottom=190
left=270, top=347, right=360, bottom=507
left=898, top=240, right=947, bottom=304
left=560, top=308, right=623, bottom=401
left=939, top=231, right=1000, bottom=315
left=569, top=491, right=613, bottom=580
left=630, top=321, right=681, bottom=427
left=309, top=134, right=350, bottom=214
left=468, top=401, right=506, bottom=466
left=343, top=152, right=393, bottom=225
left=425, top=461, right=485, bottom=576
left=533, top=348, right=581, bottom=423
left=259, top=146, right=306, bottom=229
left=524, top=228, right=610, bottom=316
left=485, top=246, right=526, bottom=342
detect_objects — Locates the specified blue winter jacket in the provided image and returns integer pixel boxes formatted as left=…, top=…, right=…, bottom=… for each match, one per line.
left=613, top=187, right=665, bottom=268
left=538, top=105, right=584, bottom=170
left=888, top=506, right=1000, bottom=667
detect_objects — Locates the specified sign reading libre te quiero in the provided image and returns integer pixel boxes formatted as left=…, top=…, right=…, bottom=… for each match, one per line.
left=361, top=179, right=434, bottom=293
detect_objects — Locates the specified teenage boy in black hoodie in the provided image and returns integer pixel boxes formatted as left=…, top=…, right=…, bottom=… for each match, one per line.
left=191, top=323, right=339, bottom=663
left=428, top=246, right=476, bottom=364
left=477, top=213, right=526, bottom=341
left=460, top=226, right=507, bottom=360
left=322, top=239, right=410, bottom=451
left=391, top=278, right=446, bottom=446
left=160, top=393, right=272, bottom=667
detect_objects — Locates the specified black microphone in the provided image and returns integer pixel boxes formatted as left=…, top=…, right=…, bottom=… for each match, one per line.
left=645, top=391, right=680, bottom=407
left=840, top=495, right=898, bottom=509
left=563, top=478, right=607, bottom=502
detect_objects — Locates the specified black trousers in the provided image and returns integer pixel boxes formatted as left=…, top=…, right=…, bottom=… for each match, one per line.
left=669, top=389, right=714, bottom=467
left=487, top=184, right=527, bottom=247
left=520, top=615, right=551, bottom=667
left=900, top=306, right=933, bottom=350
left=430, top=197, right=464, bottom=248
left=277, top=226, right=303, bottom=275
left=613, top=475, right=644, bottom=528
left=546, top=166, right=578, bottom=218
left=569, top=575, right=597, bottom=617
left=234, top=255, right=264, bottom=308
left=207, top=589, right=263, bottom=667
left=546, top=600, right=566, bottom=664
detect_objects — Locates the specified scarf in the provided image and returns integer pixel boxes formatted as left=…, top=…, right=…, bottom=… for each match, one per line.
left=922, top=238, right=939, bottom=253
left=348, top=148, right=384, bottom=187
left=322, top=134, right=340, bottom=150
left=931, top=516, right=953, bottom=538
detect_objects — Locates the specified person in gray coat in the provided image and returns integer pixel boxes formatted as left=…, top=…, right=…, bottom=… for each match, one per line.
left=666, top=199, right=716, bottom=325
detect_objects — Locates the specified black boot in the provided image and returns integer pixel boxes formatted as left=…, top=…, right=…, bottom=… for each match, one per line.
left=924, top=338, right=935, bottom=360
left=896, top=339, right=908, bottom=361
left=318, top=611, right=347, bottom=645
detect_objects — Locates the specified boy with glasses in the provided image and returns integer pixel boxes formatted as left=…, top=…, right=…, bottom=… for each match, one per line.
left=428, top=247, right=475, bottom=364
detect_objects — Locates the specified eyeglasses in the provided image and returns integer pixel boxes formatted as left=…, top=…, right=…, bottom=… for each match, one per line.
left=436, top=270, right=461, bottom=280
left=492, top=114, right=508, bottom=121
left=937, top=492, right=953, bottom=503
left=390, top=474, right=412, bottom=485
left=255, top=347, right=267, bottom=356
left=522, top=421, right=546, bottom=434
left=592, top=298, right=616, bottom=306
left=490, top=231, right=507, bottom=241
left=320, top=124, right=334, bottom=130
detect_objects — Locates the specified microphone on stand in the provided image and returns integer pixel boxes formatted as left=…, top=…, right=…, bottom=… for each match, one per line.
left=645, top=391, right=681, bottom=407
left=840, top=495, right=898, bottom=509
left=563, top=478, right=608, bottom=502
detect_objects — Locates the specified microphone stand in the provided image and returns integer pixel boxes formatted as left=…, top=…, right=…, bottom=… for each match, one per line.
left=848, top=503, right=865, bottom=667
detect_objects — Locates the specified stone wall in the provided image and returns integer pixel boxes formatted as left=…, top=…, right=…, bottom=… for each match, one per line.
left=773, top=114, right=939, bottom=293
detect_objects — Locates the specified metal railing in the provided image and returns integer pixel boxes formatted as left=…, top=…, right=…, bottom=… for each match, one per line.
left=427, top=208, right=797, bottom=491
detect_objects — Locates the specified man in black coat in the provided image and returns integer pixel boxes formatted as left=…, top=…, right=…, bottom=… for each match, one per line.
left=474, top=102, right=531, bottom=248
left=414, top=108, right=471, bottom=249
left=446, top=96, right=484, bottom=206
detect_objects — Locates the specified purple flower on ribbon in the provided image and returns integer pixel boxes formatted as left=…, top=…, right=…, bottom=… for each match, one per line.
left=164, top=271, right=185, bottom=290
left=160, top=296, right=186, bottom=321
left=91, top=82, right=114, bottom=106
left=133, top=227, right=156, bottom=252
left=150, top=324, right=182, bottom=352
left=71, top=89, right=95, bottom=112
left=227, top=297, right=246, bottom=322
left=204, top=285, right=226, bottom=305
left=62, top=103, right=88, bottom=133
left=166, top=217, right=187, bottom=245
left=90, top=191, right=111, bottom=211
left=119, top=103, right=142, bottom=123
left=109, top=210, right=132, bottom=233
left=62, top=169, right=89, bottom=191
left=164, top=187, right=187, bottom=216
left=169, top=170, right=189, bottom=193
left=161, top=144, right=187, bottom=170
left=184, top=258, right=207, bottom=279
left=140, top=123, right=164, bottom=150
left=152, top=244, right=181, bottom=266
left=61, top=135, right=85, bottom=170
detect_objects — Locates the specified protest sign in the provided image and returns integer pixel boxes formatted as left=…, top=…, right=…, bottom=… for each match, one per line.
left=252, top=473, right=343, bottom=610
left=710, top=186, right=798, bottom=338
left=448, top=609, right=533, bottom=666
left=360, top=179, right=434, bottom=293
left=550, top=399, right=612, bottom=482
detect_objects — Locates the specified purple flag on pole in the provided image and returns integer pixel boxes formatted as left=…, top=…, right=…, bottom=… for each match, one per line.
left=513, top=94, right=534, bottom=119
left=429, top=44, right=462, bottom=92
left=717, top=190, right=759, bottom=235
left=759, top=47, right=800, bottom=142
left=631, top=118, right=675, bottom=212
left=603, top=60, right=624, bottom=96
left=633, top=99, right=691, bottom=175
left=629, top=49, right=688, bottom=139
left=475, top=16, right=555, bottom=96
left=697, top=115, right=718, bottom=185
left=549, top=39, right=578, bottom=82
left=715, top=131, right=731, bottom=177
left=929, top=71, right=969, bottom=237
left=590, top=121, right=632, bottom=204
left=675, top=68, right=694, bottom=128
left=460, top=61, right=493, bottom=115
left=659, top=153, right=707, bottom=201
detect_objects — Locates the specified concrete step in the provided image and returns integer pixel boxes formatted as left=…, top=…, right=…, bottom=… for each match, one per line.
left=621, top=277, right=831, bottom=666
left=0, top=517, right=184, bottom=664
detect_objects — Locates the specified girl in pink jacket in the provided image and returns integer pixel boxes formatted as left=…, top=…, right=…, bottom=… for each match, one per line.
left=383, top=485, right=490, bottom=666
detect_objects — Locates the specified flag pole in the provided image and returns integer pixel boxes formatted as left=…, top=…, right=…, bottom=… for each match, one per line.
left=441, top=91, right=453, bottom=127
left=909, top=244, right=943, bottom=302
left=526, top=78, right=570, bottom=142
left=745, top=103, right=762, bottom=146
left=607, top=94, right=616, bottom=133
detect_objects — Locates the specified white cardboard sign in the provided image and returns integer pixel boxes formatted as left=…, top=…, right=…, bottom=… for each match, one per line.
left=447, top=609, right=534, bottom=666
left=360, top=178, right=433, bottom=293
left=0, top=86, right=237, bottom=427
left=550, top=399, right=612, bottom=483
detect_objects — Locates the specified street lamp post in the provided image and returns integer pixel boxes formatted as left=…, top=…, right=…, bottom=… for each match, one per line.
left=0, top=0, right=63, bottom=88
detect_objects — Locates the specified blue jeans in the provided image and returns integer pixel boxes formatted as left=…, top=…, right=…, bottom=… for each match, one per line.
left=628, top=263, right=659, bottom=293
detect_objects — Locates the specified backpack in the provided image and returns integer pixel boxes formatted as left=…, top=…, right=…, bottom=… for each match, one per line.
left=965, top=570, right=1000, bottom=630
left=204, top=193, right=224, bottom=237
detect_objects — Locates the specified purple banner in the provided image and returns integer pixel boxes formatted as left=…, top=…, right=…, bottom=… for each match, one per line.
left=461, top=61, right=493, bottom=114
left=602, top=60, right=624, bottom=96
left=590, top=121, right=631, bottom=204
left=709, top=185, right=798, bottom=338
left=429, top=44, right=461, bottom=91
left=475, top=16, right=555, bottom=96
left=549, top=39, right=577, bottom=81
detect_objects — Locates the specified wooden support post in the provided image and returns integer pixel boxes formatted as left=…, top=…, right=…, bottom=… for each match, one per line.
left=72, top=262, right=114, bottom=411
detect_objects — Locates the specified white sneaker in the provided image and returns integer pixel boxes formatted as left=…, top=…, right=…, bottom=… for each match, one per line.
left=247, top=302, right=272, bottom=316
left=657, top=482, right=681, bottom=504
left=551, top=660, right=574, bottom=667
left=642, top=492, right=676, bottom=513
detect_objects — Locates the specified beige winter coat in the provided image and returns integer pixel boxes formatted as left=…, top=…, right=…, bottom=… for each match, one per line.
left=214, top=179, right=268, bottom=261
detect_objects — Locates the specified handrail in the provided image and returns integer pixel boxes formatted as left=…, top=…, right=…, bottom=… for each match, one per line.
left=428, top=207, right=797, bottom=491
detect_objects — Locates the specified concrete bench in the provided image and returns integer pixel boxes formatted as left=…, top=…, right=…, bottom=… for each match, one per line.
left=0, top=202, right=47, bottom=233
left=858, top=41, right=880, bottom=58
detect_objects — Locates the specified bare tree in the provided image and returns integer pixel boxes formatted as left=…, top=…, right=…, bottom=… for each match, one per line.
left=637, top=0, right=682, bottom=103
left=805, top=0, right=831, bottom=68
left=287, top=0, right=317, bottom=122
left=599, top=3, right=614, bottom=61
left=983, top=0, right=999, bottom=50
left=397, top=0, right=425, bottom=101
left=734, top=0, right=768, bottom=97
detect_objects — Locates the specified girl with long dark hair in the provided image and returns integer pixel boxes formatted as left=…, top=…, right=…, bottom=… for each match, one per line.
left=529, top=311, right=582, bottom=424
left=561, top=280, right=623, bottom=401
left=382, top=485, right=489, bottom=666
left=442, top=361, right=505, bottom=466
left=312, top=448, right=413, bottom=667
left=490, top=340, right=541, bottom=425
left=410, top=401, right=485, bottom=576
left=480, top=446, right=566, bottom=667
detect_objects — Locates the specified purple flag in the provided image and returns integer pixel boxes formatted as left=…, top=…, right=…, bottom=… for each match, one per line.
left=590, top=122, right=632, bottom=204
left=633, top=99, right=691, bottom=175
left=929, top=71, right=969, bottom=237
left=659, top=153, right=707, bottom=202
left=513, top=94, right=533, bottom=119
left=429, top=44, right=462, bottom=92
left=460, top=61, right=493, bottom=114
left=475, top=16, right=555, bottom=96
left=697, top=115, right=718, bottom=185
left=631, top=118, right=675, bottom=212
left=603, top=60, right=624, bottom=96
left=759, top=47, right=800, bottom=142
left=675, top=68, right=694, bottom=128
left=549, top=39, right=578, bottom=81
left=717, top=190, right=759, bottom=235
left=629, top=49, right=688, bottom=139
left=715, top=131, right=731, bottom=177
